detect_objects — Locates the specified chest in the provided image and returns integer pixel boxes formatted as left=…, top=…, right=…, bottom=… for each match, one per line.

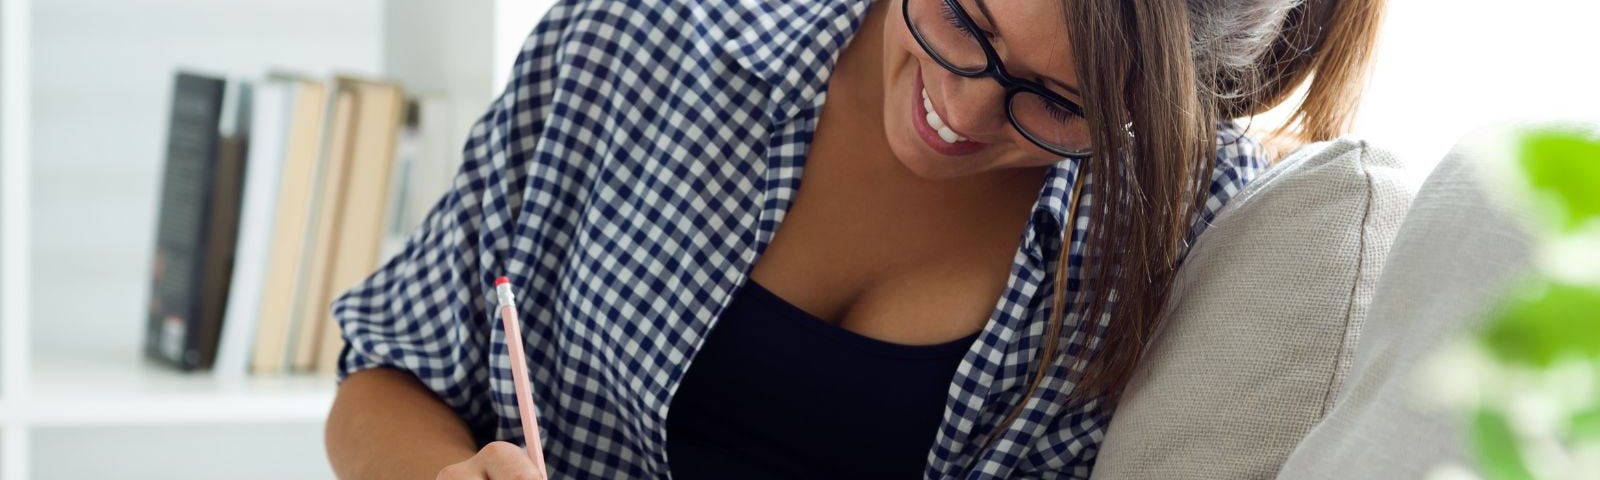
left=745, top=133, right=1041, bottom=348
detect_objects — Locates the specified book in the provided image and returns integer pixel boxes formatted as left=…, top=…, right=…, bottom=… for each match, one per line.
left=145, top=71, right=251, bottom=371
left=293, top=76, right=407, bottom=373
left=214, top=76, right=292, bottom=379
left=285, top=86, right=356, bottom=373
left=316, top=76, right=407, bottom=373
left=248, top=74, right=330, bottom=375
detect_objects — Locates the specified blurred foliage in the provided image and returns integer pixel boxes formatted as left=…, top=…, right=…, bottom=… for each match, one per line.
left=1472, top=409, right=1535, bottom=480
left=1519, top=130, right=1600, bottom=232
left=1470, top=127, right=1600, bottom=480
left=1571, top=404, right=1600, bottom=442
left=1483, top=281, right=1600, bottom=367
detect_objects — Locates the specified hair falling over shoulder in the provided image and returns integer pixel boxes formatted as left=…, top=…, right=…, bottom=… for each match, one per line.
left=978, top=0, right=1387, bottom=448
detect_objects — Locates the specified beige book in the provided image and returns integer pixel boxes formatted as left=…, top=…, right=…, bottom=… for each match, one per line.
left=288, top=86, right=358, bottom=372
left=249, top=77, right=329, bottom=374
left=301, top=76, right=407, bottom=373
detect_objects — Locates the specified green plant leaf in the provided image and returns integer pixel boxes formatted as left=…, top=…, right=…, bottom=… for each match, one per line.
left=1571, top=401, right=1600, bottom=442
left=1481, top=280, right=1600, bottom=367
left=1471, top=408, right=1535, bottom=480
left=1519, top=128, right=1600, bottom=232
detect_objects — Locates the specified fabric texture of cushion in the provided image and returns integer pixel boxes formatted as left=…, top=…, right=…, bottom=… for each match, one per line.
left=1274, top=127, right=1548, bottom=479
left=1090, top=138, right=1417, bottom=479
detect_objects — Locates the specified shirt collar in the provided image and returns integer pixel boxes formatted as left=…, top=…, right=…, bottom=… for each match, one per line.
left=1023, top=158, right=1083, bottom=266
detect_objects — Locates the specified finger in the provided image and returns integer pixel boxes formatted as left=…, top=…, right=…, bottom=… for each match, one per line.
left=435, top=461, right=487, bottom=480
left=479, top=441, right=543, bottom=480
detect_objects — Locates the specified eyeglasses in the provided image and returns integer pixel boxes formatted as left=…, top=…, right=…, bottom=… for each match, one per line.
left=903, top=0, right=1092, bottom=158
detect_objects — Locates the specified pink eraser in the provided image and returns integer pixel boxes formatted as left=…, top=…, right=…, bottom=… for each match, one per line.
left=495, top=276, right=509, bottom=286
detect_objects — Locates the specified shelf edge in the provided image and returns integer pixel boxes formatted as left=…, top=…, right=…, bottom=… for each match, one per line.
left=16, top=392, right=334, bottom=427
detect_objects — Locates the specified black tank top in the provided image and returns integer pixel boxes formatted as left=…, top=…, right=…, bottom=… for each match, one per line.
left=665, top=278, right=982, bottom=479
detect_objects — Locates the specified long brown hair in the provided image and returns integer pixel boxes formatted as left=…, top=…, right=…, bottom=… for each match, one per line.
left=984, top=0, right=1387, bottom=444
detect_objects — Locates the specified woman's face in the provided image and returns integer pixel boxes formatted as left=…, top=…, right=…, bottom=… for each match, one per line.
left=881, top=0, right=1082, bottom=180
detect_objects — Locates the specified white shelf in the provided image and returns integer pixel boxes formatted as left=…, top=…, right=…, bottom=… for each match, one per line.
left=18, top=350, right=335, bottom=427
left=1, top=1, right=32, bottom=476
left=0, top=0, right=31, bottom=476
left=1, top=0, right=33, bottom=408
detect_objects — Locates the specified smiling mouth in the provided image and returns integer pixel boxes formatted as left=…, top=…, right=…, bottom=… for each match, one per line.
left=912, top=68, right=987, bottom=156
left=920, top=88, right=969, bottom=143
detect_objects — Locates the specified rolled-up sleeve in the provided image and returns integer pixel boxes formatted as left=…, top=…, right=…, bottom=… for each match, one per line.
left=330, top=113, right=508, bottom=442
left=330, top=7, right=565, bottom=443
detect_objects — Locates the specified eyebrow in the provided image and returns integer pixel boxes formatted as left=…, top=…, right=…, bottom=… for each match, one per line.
left=972, top=0, right=1001, bottom=36
left=1044, top=78, right=1081, bottom=97
left=971, top=0, right=1083, bottom=99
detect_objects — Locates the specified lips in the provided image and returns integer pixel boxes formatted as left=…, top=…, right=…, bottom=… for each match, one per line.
left=912, top=69, right=986, bottom=157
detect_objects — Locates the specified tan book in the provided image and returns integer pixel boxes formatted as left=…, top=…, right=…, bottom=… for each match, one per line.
left=299, top=76, right=407, bottom=373
left=289, top=86, right=357, bottom=372
left=249, top=76, right=330, bottom=374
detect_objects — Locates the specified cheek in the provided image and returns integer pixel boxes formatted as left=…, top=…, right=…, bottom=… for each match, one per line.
left=881, top=3, right=932, bottom=75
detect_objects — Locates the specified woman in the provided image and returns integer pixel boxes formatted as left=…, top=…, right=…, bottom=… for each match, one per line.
left=325, top=0, right=1383, bottom=478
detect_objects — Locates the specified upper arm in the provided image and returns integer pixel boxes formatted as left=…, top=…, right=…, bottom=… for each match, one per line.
left=330, top=2, right=576, bottom=444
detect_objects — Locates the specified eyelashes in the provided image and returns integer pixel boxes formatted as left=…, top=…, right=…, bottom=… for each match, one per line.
left=940, top=2, right=980, bottom=39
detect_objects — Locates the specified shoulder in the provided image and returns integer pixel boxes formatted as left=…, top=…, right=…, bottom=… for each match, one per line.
left=1186, top=122, right=1273, bottom=243
left=512, top=0, right=738, bottom=77
left=1209, top=121, right=1272, bottom=196
left=507, top=0, right=869, bottom=120
left=520, top=0, right=873, bottom=77
left=523, top=0, right=849, bottom=62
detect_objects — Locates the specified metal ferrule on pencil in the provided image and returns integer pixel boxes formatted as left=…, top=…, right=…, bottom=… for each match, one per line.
left=495, top=282, right=515, bottom=307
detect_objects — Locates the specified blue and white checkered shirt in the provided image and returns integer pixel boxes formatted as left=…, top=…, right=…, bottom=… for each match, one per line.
left=332, top=1, right=1268, bottom=478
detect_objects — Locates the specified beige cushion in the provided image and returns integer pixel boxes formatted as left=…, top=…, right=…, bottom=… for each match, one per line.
left=1275, top=128, right=1547, bottom=479
left=1091, top=138, right=1417, bottom=479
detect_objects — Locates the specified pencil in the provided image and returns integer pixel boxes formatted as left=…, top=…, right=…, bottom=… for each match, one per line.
left=495, top=276, right=549, bottom=478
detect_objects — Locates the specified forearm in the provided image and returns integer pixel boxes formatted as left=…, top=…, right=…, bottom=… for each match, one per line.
left=326, top=367, right=479, bottom=480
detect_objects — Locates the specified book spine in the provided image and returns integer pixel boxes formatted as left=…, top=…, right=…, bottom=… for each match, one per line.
left=145, top=71, right=226, bottom=370
left=216, top=80, right=291, bottom=378
left=250, top=79, right=329, bottom=375
left=193, top=80, right=253, bottom=370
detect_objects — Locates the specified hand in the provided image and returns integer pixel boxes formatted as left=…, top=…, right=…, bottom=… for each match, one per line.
left=435, top=441, right=546, bottom=480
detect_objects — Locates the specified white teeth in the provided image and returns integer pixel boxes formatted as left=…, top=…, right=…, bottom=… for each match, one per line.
left=920, top=88, right=969, bottom=144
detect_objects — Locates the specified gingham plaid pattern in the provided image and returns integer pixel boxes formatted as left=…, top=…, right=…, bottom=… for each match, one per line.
left=331, top=1, right=1269, bottom=478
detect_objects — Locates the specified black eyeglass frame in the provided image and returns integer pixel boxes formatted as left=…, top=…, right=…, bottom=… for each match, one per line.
left=902, top=0, right=1092, bottom=158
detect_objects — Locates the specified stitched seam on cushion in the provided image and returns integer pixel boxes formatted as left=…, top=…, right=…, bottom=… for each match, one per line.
left=1319, top=143, right=1378, bottom=417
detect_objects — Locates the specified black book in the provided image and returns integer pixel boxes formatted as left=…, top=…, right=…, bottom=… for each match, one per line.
left=144, top=71, right=252, bottom=371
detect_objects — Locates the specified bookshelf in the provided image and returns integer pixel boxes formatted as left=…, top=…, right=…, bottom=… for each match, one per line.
left=0, top=1, right=549, bottom=478
left=2, top=0, right=35, bottom=478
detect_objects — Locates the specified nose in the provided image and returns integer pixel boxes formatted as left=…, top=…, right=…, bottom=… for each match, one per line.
left=928, top=67, right=1010, bottom=141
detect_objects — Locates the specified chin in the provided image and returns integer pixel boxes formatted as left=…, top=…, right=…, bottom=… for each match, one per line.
left=885, top=132, right=984, bottom=180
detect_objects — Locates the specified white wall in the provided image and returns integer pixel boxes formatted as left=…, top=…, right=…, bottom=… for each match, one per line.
left=494, top=0, right=556, bottom=93
left=30, top=0, right=382, bottom=357
left=1351, top=0, right=1600, bottom=183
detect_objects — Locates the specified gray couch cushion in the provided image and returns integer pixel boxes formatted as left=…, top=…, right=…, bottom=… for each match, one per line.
left=1275, top=132, right=1542, bottom=479
left=1091, top=138, right=1416, bottom=479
